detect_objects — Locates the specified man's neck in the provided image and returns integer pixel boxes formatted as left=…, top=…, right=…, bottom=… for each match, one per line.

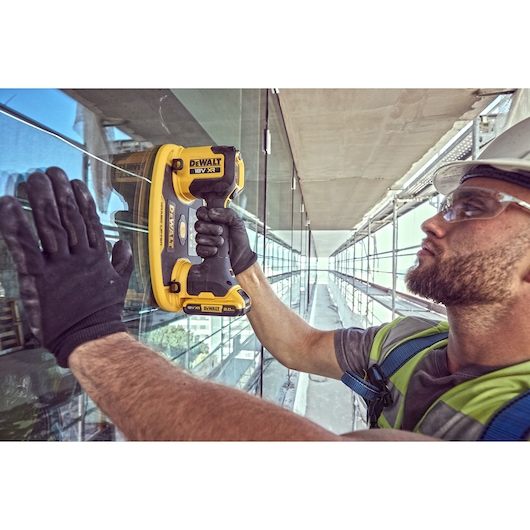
left=445, top=301, right=530, bottom=372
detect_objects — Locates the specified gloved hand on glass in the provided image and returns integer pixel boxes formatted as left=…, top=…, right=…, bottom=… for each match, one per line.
left=0, top=167, right=133, bottom=368
left=194, top=206, right=257, bottom=275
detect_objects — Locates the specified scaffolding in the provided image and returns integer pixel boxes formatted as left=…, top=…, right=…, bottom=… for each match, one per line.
left=329, top=93, right=515, bottom=327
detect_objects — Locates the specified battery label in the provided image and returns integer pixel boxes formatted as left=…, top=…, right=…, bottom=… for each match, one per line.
left=184, top=304, right=243, bottom=316
left=190, top=167, right=221, bottom=175
left=202, top=304, right=223, bottom=313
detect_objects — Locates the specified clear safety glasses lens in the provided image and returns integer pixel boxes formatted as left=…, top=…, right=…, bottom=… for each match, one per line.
left=439, top=187, right=530, bottom=223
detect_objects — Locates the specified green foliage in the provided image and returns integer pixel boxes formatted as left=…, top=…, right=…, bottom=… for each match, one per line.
left=142, top=324, right=209, bottom=367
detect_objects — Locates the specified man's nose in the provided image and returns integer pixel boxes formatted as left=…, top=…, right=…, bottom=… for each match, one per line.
left=420, top=211, right=450, bottom=237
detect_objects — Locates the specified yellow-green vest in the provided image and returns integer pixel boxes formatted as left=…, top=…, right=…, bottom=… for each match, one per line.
left=369, top=317, right=530, bottom=440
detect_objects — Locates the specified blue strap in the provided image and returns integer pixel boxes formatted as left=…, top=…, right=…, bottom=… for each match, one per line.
left=341, top=329, right=530, bottom=439
left=341, top=331, right=449, bottom=402
left=341, top=371, right=380, bottom=401
left=379, top=332, right=449, bottom=376
left=479, top=389, right=530, bottom=441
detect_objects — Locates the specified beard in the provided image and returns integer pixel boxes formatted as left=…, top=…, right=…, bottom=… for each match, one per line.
left=405, top=238, right=529, bottom=306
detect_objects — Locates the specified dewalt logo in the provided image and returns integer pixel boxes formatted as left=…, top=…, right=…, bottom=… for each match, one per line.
left=202, top=305, right=222, bottom=313
left=167, top=201, right=176, bottom=251
left=190, top=157, right=222, bottom=175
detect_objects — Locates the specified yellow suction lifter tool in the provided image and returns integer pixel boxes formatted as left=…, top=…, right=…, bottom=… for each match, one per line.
left=148, top=144, right=251, bottom=316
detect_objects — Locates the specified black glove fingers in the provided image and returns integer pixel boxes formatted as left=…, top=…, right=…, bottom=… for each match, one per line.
left=46, top=167, right=90, bottom=250
left=196, top=233, right=224, bottom=246
left=26, top=171, right=69, bottom=257
left=195, top=206, right=211, bottom=222
left=194, top=206, right=257, bottom=274
left=70, top=179, right=107, bottom=251
left=195, top=219, right=224, bottom=237
left=0, top=196, right=45, bottom=274
left=196, top=206, right=238, bottom=224
left=207, top=207, right=238, bottom=225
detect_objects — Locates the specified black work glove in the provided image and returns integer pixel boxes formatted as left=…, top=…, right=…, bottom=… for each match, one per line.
left=195, top=206, right=257, bottom=275
left=0, top=167, right=133, bottom=368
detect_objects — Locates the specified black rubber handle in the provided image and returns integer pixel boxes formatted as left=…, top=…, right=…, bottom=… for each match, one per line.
left=187, top=193, right=235, bottom=297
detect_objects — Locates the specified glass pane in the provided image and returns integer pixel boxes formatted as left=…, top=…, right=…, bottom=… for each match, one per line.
left=0, top=88, right=318, bottom=439
left=0, top=107, right=91, bottom=440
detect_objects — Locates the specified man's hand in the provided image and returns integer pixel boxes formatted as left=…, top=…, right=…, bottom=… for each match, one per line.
left=0, top=167, right=133, bottom=368
left=195, top=206, right=257, bottom=275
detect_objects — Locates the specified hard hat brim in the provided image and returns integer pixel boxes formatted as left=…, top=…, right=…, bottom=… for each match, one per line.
left=433, top=158, right=530, bottom=195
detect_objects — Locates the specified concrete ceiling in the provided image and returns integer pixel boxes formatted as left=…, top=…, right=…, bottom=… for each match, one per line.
left=276, top=89, right=503, bottom=257
left=64, top=88, right=505, bottom=258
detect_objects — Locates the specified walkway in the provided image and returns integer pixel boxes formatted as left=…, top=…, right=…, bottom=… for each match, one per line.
left=292, top=281, right=367, bottom=434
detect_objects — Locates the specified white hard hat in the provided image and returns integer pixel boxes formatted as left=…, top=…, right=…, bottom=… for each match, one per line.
left=433, top=116, right=530, bottom=195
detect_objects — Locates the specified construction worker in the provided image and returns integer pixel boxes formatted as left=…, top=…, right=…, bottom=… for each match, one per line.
left=196, top=117, right=530, bottom=441
left=3, top=118, right=530, bottom=441
left=0, top=167, right=433, bottom=441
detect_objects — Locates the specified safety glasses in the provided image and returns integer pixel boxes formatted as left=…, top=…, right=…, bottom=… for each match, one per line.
left=439, top=186, right=530, bottom=223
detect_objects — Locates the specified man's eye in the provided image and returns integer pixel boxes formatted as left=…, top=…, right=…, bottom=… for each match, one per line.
left=460, top=199, right=486, bottom=212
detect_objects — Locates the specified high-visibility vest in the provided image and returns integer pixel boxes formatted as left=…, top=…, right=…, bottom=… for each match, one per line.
left=341, top=317, right=530, bottom=440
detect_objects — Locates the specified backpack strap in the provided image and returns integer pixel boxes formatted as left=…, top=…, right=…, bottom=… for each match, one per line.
left=478, top=389, right=530, bottom=441
left=341, top=331, right=449, bottom=427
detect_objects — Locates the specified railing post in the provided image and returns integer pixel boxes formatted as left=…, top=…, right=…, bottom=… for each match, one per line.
left=392, top=196, right=398, bottom=320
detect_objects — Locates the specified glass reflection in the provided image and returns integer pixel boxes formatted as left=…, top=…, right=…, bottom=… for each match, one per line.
left=0, top=89, right=313, bottom=440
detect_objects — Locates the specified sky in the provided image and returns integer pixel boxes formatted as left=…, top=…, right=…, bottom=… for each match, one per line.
left=0, top=89, right=83, bottom=142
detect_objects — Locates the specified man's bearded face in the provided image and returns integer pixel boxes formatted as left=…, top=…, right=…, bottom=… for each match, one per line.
left=405, top=236, right=529, bottom=306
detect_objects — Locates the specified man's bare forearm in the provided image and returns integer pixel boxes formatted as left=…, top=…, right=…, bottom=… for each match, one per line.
left=236, top=263, right=343, bottom=379
left=68, top=332, right=341, bottom=441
